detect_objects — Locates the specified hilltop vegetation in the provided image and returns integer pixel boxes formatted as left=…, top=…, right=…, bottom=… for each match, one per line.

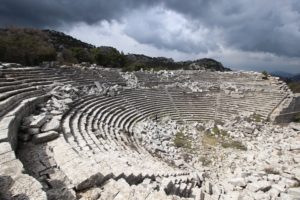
left=0, top=28, right=229, bottom=72
left=0, top=28, right=56, bottom=65
left=288, top=81, right=300, bottom=93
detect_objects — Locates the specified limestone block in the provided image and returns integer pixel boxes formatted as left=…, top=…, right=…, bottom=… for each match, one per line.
left=287, top=187, right=300, bottom=198
left=229, top=177, right=247, bottom=187
left=41, top=116, right=61, bottom=132
left=29, top=113, right=50, bottom=128
left=27, top=127, right=40, bottom=135
left=32, top=131, right=59, bottom=144
left=246, top=180, right=271, bottom=192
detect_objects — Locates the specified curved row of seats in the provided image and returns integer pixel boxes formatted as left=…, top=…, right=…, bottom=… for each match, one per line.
left=61, top=94, right=186, bottom=172
left=0, top=65, right=128, bottom=199
left=134, top=71, right=263, bottom=87
left=0, top=64, right=291, bottom=199
left=216, top=91, right=287, bottom=120
left=60, top=94, right=199, bottom=196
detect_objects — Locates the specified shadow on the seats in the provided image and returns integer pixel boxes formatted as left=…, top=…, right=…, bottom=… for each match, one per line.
left=0, top=175, right=30, bottom=200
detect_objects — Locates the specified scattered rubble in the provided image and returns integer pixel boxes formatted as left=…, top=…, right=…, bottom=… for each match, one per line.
left=133, top=112, right=300, bottom=199
left=1, top=62, right=300, bottom=199
left=121, top=72, right=139, bottom=88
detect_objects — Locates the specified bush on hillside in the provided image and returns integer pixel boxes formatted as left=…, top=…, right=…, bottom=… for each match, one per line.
left=0, top=28, right=56, bottom=65
left=70, top=47, right=93, bottom=63
left=92, top=47, right=126, bottom=68
left=288, top=82, right=300, bottom=93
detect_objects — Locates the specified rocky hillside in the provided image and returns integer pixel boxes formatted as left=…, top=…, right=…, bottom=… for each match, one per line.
left=0, top=27, right=229, bottom=72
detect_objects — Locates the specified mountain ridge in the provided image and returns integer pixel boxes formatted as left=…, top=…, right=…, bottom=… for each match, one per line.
left=0, top=27, right=229, bottom=72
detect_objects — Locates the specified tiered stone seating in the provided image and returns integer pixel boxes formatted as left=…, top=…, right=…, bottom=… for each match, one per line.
left=167, top=89, right=217, bottom=122
left=135, top=71, right=175, bottom=87
left=0, top=68, right=51, bottom=199
left=95, top=68, right=127, bottom=86
left=121, top=88, right=181, bottom=122
left=0, top=64, right=293, bottom=199
left=60, top=94, right=199, bottom=196
left=218, top=91, right=286, bottom=120
left=0, top=65, right=128, bottom=199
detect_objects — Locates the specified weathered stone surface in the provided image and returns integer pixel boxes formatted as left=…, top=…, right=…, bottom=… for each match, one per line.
left=1, top=63, right=299, bottom=200
left=0, top=142, right=12, bottom=154
left=0, top=159, right=23, bottom=177
left=27, top=127, right=40, bottom=135
left=229, top=178, right=247, bottom=187
left=246, top=181, right=271, bottom=192
left=41, top=116, right=61, bottom=132
left=32, top=131, right=59, bottom=144
left=0, top=151, right=16, bottom=164
left=9, top=174, right=47, bottom=200
left=287, top=187, right=300, bottom=197
left=29, top=113, right=50, bottom=128
left=47, top=188, right=76, bottom=200
left=18, top=133, right=31, bottom=142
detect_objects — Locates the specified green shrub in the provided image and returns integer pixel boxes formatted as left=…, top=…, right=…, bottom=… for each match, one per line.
left=211, top=126, right=228, bottom=137
left=293, top=113, right=300, bottom=122
left=173, top=131, right=192, bottom=149
left=199, top=156, right=212, bottom=166
left=71, top=47, right=93, bottom=63
left=288, top=82, right=300, bottom=93
left=262, top=71, right=269, bottom=80
left=0, top=28, right=56, bottom=65
left=212, top=126, right=220, bottom=135
left=92, top=47, right=126, bottom=68
left=264, top=167, right=280, bottom=175
left=251, top=113, right=263, bottom=122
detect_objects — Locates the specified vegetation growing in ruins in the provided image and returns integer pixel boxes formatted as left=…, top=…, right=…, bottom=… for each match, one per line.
left=173, top=131, right=192, bottom=149
left=293, top=113, right=300, bottom=122
left=203, top=126, right=247, bottom=151
left=202, top=133, right=218, bottom=147
left=250, top=113, right=263, bottom=122
left=212, top=126, right=228, bottom=137
left=262, top=70, right=269, bottom=80
left=264, top=167, right=280, bottom=175
left=199, top=156, right=212, bottom=166
left=221, top=140, right=247, bottom=151
left=288, top=82, right=300, bottom=93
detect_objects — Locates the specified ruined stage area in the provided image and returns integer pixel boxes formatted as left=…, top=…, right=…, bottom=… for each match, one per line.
left=0, top=63, right=299, bottom=200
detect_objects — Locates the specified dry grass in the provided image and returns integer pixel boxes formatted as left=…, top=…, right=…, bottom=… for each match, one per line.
left=221, top=140, right=247, bottom=151
left=264, top=167, right=280, bottom=175
left=202, top=133, right=218, bottom=147
left=199, top=156, right=212, bottom=166
left=173, top=131, right=192, bottom=149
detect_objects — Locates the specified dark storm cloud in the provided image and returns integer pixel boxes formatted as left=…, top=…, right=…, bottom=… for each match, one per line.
left=160, top=0, right=300, bottom=57
left=0, top=0, right=159, bottom=27
left=1, top=0, right=300, bottom=59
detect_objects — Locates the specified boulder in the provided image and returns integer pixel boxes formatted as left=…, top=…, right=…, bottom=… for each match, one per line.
left=27, top=128, right=40, bottom=135
left=287, top=187, right=300, bottom=198
left=50, top=110, right=63, bottom=115
left=41, top=116, right=61, bottom=132
left=204, top=181, right=213, bottom=195
left=292, top=168, right=300, bottom=181
left=229, top=178, right=247, bottom=187
left=246, top=180, right=271, bottom=192
left=32, top=131, right=59, bottom=144
left=29, top=114, right=51, bottom=128
left=18, top=133, right=31, bottom=142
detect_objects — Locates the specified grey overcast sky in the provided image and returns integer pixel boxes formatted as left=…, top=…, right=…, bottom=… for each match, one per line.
left=1, top=0, right=300, bottom=73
